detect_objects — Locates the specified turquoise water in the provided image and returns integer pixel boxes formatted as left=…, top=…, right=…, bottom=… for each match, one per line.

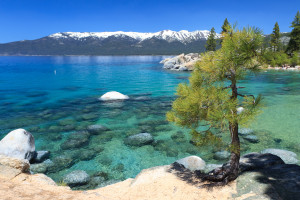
left=0, top=56, right=299, bottom=188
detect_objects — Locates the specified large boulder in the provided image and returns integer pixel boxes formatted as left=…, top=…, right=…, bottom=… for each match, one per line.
left=162, top=53, right=200, bottom=71
left=239, top=152, right=285, bottom=172
left=175, top=156, right=206, bottom=172
left=63, top=170, right=90, bottom=186
left=124, top=133, right=154, bottom=146
left=0, top=129, right=36, bottom=161
left=260, top=148, right=299, bottom=164
left=235, top=164, right=300, bottom=200
left=99, top=91, right=129, bottom=101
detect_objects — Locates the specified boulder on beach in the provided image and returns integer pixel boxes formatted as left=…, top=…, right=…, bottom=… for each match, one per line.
left=99, top=91, right=129, bottom=101
left=175, top=155, right=206, bottom=172
left=0, top=129, right=36, bottom=161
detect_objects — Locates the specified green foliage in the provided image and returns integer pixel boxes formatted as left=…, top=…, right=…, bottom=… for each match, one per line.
left=290, top=52, right=300, bottom=66
left=191, top=130, right=223, bottom=149
left=287, top=11, right=300, bottom=54
left=262, top=50, right=290, bottom=67
left=167, top=26, right=263, bottom=149
left=221, top=18, right=230, bottom=34
left=58, top=180, right=68, bottom=186
left=270, top=22, right=281, bottom=52
left=205, top=27, right=217, bottom=51
left=220, top=18, right=230, bottom=44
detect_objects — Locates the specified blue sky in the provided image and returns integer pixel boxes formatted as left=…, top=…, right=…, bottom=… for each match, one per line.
left=0, top=0, right=299, bottom=43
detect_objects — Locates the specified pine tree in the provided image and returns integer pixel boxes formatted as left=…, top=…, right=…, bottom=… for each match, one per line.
left=205, top=27, right=217, bottom=51
left=270, top=22, right=280, bottom=51
left=221, top=18, right=230, bottom=34
left=287, top=11, right=300, bottom=54
left=220, top=18, right=230, bottom=44
left=167, top=26, right=263, bottom=185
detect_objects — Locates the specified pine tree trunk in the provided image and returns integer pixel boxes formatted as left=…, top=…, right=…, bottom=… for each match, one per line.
left=199, top=73, right=241, bottom=184
left=227, top=75, right=240, bottom=181
left=227, top=122, right=240, bottom=181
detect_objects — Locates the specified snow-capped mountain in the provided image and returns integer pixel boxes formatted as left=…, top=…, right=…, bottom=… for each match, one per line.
left=49, top=30, right=218, bottom=44
left=0, top=30, right=220, bottom=55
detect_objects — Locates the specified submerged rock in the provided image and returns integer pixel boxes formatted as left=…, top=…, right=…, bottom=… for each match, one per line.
left=48, top=156, right=74, bottom=173
left=261, top=148, right=299, bottom=164
left=238, top=128, right=253, bottom=136
left=124, top=133, right=154, bottom=146
left=214, top=151, right=231, bottom=160
left=30, top=163, right=48, bottom=174
left=87, top=124, right=109, bottom=135
left=0, top=129, right=36, bottom=161
left=244, top=135, right=259, bottom=143
left=63, top=170, right=90, bottom=186
left=171, top=131, right=186, bottom=143
left=99, top=91, right=129, bottom=101
left=60, top=131, right=90, bottom=150
left=175, top=156, right=206, bottom=172
left=81, top=113, right=98, bottom=121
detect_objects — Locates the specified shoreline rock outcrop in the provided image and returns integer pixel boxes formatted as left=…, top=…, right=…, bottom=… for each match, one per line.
left=1, top=128, right=300, bottom=199
left=161, top=53, right=200, bottom=71
left=0, top=152, right=300, bottom=200
left=0, top=129, right=36, bottom=162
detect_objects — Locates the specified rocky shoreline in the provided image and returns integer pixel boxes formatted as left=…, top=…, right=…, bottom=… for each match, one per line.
left=161, top=53, right=200, bottom=71
left=161, top=53, right=300, bottom=71
left=1, top=151, right=300, bottom=200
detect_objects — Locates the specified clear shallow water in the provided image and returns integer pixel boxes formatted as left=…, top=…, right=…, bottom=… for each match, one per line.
left=0, top=56, right=299, bottom=189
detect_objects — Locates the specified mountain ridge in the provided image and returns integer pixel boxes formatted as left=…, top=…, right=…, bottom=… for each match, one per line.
left=0, top=31, right=290, bottom=56
left=0, top=30, right=220, bottom=55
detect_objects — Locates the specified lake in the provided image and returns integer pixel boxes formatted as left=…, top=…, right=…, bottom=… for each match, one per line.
left=0, top=56, right=299, bottom=189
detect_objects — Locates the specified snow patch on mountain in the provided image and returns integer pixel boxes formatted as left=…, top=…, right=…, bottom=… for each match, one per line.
left=49, top=30, right=220, bottom=43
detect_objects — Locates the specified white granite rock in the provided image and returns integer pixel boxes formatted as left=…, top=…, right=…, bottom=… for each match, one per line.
left=99, top=91, right=129, bottom=101
left=176, top=156, right=206, bottom=171
left=0, top=129, right=35, bottom=161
